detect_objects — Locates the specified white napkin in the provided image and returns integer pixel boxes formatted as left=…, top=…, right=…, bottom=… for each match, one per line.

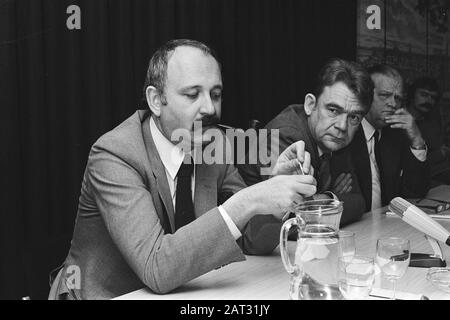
left=369, top=288, right=425, bottom=300
left=296, top=241, right=330, bottom=262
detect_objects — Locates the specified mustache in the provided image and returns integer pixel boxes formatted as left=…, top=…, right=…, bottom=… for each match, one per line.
left=197, top=114, right=220, bottom=127
left=420, top=103, right=433, bottom=109
left=189, top=115, right=221, bottom=132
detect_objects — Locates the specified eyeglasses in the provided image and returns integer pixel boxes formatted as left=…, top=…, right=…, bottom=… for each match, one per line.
left=416, top=198, right=450, bottom=213
left=376, top=91, right=404, bottom=106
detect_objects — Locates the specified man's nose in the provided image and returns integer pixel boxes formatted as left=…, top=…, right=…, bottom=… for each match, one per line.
left=386, top=95, right=397, bottom=109
left=335, top=114, right=348, bottom=132
left=199, top=94, right=215, bottom=116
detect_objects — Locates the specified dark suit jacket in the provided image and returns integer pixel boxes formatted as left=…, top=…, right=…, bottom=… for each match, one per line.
left=238, top=104, right=366, bottom=226
left=349, top=125, right=431, bottom=211
left=49, top=110, right=280, bottom=300
left=414, top=113, right=450, bottom=182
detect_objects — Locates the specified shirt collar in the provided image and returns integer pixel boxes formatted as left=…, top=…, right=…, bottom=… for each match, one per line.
left=317, top=146, right=332, bottom=159
left=362, top=118, right=379, bottom=142
left=150, top=116, right=186, bottom=180
left=317, top=147, right=324, bottom=157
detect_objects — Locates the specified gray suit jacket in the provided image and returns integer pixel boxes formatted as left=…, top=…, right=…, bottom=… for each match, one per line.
left=238, top=104, right=366, bottom=226
left=50, top=110, right=279, bottom=300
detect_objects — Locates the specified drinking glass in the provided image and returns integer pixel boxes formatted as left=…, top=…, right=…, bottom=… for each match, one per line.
left=338, top=255, right=375, bottom=300
left=375, top=237, right=410, bottom=300
left=338, top=231, right=355, bottom=261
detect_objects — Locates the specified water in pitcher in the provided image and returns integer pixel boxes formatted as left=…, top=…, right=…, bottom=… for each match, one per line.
left=289, top=225, right=344, bottom=300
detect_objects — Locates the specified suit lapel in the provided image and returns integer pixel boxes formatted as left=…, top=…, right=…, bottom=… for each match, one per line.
left=304, top=128, right=320, bottom=171
left=378, top=128, right=397, bottom=206
left=194, top=162, right=217, bottom=217
left=297, top=106, right=321, bottom=171
left=141, top=115, right=176, bottom=232
left=352, top=127, right=372, bottom=210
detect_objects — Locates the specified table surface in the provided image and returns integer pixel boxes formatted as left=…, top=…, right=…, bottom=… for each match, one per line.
left=116, top=185, right=450, bottom=300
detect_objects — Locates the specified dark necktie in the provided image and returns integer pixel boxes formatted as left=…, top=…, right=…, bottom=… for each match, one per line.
left=318, top=153, right=332, bottom=193
left=373, top=130, right=382, bottom=171
left=175, top=156, right=195, bottom=230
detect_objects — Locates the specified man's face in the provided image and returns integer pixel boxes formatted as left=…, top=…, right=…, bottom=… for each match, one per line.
left=413, top=88, right=438, bottom=115
left=159, top=46, right=223, bottom=147
left=366, top=73, right=403, bottom=129
left=306, top=81, right=366, bottom=152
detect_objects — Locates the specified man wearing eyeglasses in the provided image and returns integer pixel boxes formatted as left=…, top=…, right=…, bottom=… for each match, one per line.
left=407, top=77, right=450, bottom=185
left=348, top=64, right=430, bottom=211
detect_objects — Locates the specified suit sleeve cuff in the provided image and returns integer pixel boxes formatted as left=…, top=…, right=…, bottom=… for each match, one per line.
left=218, top=205, right=242, bottom=240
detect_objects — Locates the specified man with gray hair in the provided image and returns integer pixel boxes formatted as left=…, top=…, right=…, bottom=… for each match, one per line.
left=49, top=39, right=317, bottom=300
left=348, top=64, right=430, bottom=211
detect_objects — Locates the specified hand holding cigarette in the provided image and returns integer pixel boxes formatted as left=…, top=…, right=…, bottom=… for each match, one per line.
left=271, top=140, right=315, bottom=177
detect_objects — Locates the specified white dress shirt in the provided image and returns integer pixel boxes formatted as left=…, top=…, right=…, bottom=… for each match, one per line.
left=149, top=117, right=241, bottom=239
left=361, top=118, right=427, bottom=210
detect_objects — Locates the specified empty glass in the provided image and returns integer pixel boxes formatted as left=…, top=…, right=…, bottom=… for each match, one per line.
left=338, top=231, right=356, bottom=261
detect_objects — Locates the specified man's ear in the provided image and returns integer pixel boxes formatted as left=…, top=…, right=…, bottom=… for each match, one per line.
left=304, top=93, right=317, bottom=116
left=146, top=86, right=163, bottom=117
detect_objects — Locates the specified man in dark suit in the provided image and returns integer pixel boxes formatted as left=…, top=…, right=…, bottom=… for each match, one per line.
left=348, top=65, right=430, bottom=211
left=407, top=77, right=450, bottom=185
left=49, top=39, right=317, bottom=299
left=238, top=59, right=374, bottom=226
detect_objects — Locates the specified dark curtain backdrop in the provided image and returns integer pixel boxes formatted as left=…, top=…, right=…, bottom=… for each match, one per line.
left=0, top=0, right=356, bottom=299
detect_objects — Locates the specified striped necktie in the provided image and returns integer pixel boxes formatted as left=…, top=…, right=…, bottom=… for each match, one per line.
left=318, top=153, right=332, bottom=193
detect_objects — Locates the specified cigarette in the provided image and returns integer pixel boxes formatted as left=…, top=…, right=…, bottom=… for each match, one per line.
left=216, top=124, right=234, bottom=130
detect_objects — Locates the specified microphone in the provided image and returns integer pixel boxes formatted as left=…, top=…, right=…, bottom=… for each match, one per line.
left=389, top=197, right=450, bottom=246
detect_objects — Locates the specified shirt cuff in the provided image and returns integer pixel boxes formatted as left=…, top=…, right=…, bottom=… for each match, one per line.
left=410, top=146, right=427, bottom=162
left=218, top=205, right=242, bottom=240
